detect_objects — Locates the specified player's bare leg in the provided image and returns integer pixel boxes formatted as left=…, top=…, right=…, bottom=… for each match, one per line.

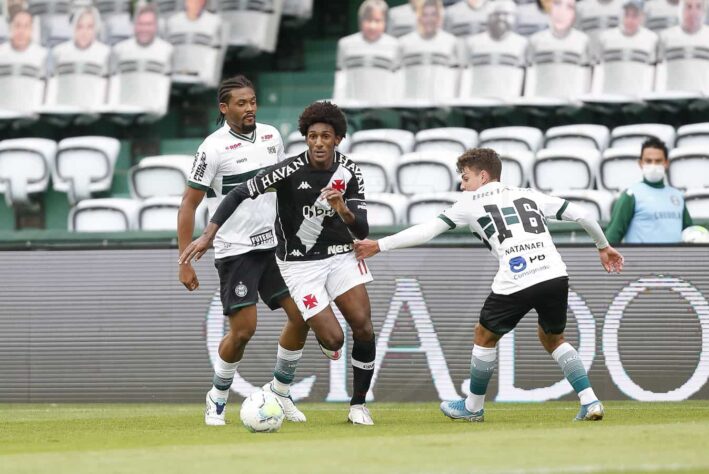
left=335, top=284, right=376, bottom=426
left=441, top=324, right=500, bottom=422
left=205, top=306, right=257, bottom=426
left=263, top=296, right=309, bottom=422
left=538, top=326, right=603, bottom=421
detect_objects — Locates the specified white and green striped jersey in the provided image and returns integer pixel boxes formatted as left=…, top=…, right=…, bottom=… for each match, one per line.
left=438, top=182, right=578, bottom=294
left=187, top=122, right=286, bottom=259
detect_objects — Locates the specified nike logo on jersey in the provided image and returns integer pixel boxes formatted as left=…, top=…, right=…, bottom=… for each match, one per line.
left=298, top=181, right=312, bottom=190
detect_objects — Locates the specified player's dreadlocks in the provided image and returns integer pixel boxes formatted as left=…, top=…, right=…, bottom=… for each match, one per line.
left=457, top=148, right=502, bottom=180
left=216, top=75, right=255, bottom=126
left=298, top=101, right=348, bottom=138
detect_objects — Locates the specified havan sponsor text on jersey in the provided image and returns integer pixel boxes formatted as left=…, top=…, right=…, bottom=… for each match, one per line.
left=439, top=182, right=585, bottom=295
left=187, top=122, right=285, bottom=259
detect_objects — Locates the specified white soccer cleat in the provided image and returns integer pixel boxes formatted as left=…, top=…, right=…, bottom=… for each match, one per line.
left=205, top=392, right=227, bottom=426
left=574, top=400, right=605, bottom=421
left=348, top=404, right=374, bottom=425
left=262, top=382, right=307, bottom=422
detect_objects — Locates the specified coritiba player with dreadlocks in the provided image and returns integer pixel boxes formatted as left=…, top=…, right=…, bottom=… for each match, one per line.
left=177, top=75, right=312, bottom=426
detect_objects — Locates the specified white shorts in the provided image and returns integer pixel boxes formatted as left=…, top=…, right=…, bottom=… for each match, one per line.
left=276, top=252, right=373, bottom=320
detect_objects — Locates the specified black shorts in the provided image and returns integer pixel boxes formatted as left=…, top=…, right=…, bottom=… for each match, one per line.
left=214, top=249, right=290, bottom=316
left=479, top=276, right=569, bottom=336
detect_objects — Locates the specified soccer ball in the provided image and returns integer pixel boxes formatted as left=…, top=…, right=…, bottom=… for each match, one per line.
left=681, top=225, right=709, bottom=243
left=239, top=390, right=285, bottom=433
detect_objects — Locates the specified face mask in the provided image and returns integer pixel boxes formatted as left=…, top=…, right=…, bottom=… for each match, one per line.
left=642, top=164, right=665, bottom=183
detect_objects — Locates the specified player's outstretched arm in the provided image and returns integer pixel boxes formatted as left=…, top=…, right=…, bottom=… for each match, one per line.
left=354, top=218, right=450, bottom=260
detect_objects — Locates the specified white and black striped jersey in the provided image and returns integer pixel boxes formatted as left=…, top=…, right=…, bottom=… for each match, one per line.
left=188, top=122, right=286, bottom=259
left=211, top=151, right=368, bottom=262
left=0, top=42, right=48, bottom=112
left=443, top=0, right=488, bottom=37
left=658, top=25, right=709, bottom=93
left=597, top=26, right=658, bottom=95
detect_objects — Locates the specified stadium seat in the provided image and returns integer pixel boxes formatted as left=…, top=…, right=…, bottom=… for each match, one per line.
left=675, top=123, right=709, bottom=148
left=349, top=129, right=415, bottom=158
left=282, top=0, right=314, bottom=21
left=52, top=136, right=121, bottom=204
left=129, top=155, right=193, bottom=200
left=27, top=0, right=72, bottom=47
left=348, top=153, right=398, bottom=194
left=645, top=0, right=679, bottom=32
left=532, top=148, right=601, bottom=192
left=365, top=192, right=409, bottom=226
left=598, top=147, right=642, bottom=192
left=609, top=124, right=676, bottom=150
left=499, top=150, right=535, bottom=188
left=406, top=192, right=460, bottom=225
left=95, top=0, right=133, bottom=45
left=414, top=128, right=478, bottom=154
left=395, top=152, right=459, bottom=196
left=684, top=188, right=709, bottom=219
left=217, top=0, right=284, bottom=53
left=668, top=146, right=709, bottom=190
left=166, top=10, right=225, bottom=88
left=0, top=138, right=57, bottom=207
left=137, top=196, right=182, bottom=231
left=552, top=189, right=615, bottom=222
left=479, top=126, right=544, bottom=153
left=544, top=124, right=610, bottom=151
left=68, top=197, right=139, bottom=231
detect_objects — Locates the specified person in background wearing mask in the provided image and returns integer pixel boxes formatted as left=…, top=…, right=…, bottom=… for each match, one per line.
left=605, top=138, right=693, bottom=244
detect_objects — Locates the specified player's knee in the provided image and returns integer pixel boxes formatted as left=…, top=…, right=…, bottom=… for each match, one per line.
left=474, top=324, right=497, bottom=346
left=319, top=332, right=344, bottom=352
left=230, top=325, right=256, bottom=346
left=350, top=319, right=374, bottom=341
left=540, top=333, right=564, bottom=353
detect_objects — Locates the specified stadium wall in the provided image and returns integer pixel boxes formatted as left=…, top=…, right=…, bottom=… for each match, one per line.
left=0, top=246, right=707, bottom=403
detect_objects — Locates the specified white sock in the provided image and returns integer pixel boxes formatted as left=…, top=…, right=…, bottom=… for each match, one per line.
left=465, top=345, right=497, bottom=413
left=272, top=345, right=303, bottom=395
left=578, top=387, right=598, bottom=405
left=209, top=354, right=239, bottom=402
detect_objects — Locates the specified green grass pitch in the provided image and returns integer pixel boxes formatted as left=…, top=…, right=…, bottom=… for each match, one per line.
left=1, top=401, right=708, bottom=474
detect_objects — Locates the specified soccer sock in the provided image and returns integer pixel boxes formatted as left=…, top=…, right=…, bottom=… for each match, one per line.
left=351, top=337, right=376, bottom=406
left=209, top=354, right=239, bottom=402
left=465, top=345, right=497, bottom=413
left=271, top=345, right=303, bottom=396
left=552, top=342, right=597, bottom=405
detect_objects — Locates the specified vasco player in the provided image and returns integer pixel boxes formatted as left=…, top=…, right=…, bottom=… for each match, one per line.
left=355, top=148, right=625, bottom=423
left=178, top=75, right=309, bottom=426
left=180, top=101, right=378, bottom=425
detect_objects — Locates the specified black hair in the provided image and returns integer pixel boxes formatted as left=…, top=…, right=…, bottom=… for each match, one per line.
left=297, top=101, right=348, bottom=138
left=640, top=137, right=669, bottom=161
left=216, top=75, right=255, bottom=126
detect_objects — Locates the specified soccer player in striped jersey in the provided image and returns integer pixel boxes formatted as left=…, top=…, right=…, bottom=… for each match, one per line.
left=180, top=101, right=378, bottom=425
left=178, top=75, right=310, bottom=426
left=355, top=148, right=624, bottom=422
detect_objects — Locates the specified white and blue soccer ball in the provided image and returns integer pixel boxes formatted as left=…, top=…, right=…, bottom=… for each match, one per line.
left=239, top=390, right=285, bottom=433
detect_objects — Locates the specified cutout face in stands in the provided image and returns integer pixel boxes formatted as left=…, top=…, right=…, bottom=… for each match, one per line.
left=74, top=10, right=97, bottom=50
left=622, top=4, right=644, bottom=36
left=135, top=9, right=158, bottom=46
left=418, top=0, right=442, bottom=39
left=9, top=10, right=33, bottom=52
left=306, top=123, right=342, bottom=169
left=488, top=5, right=515, bottom=39
left=360, top=5, right=386, bottom=42
left=185, top=0, right=207, bottom=21
left=219, top=87, right=257, bottom=134
left=681, top=0, right=706, bottom=34
left=550, top=0, right=576, bottom=37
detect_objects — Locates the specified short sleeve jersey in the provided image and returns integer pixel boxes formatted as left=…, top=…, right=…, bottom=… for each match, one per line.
left=188, top=123, right=286, bottom=259
left=439, top=182, right=573, bottom=295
